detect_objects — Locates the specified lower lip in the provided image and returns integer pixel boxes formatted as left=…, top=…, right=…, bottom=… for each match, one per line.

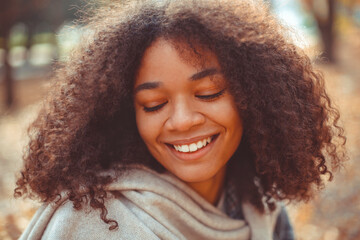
left=166, top=135, right=218, bottom=162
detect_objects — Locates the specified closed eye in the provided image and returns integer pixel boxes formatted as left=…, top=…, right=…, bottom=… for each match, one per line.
left=142, top=89, right=225, bottom=112
left=196, top=89, right=225, bottom=100
left=143, top=101, right=168, bottom=113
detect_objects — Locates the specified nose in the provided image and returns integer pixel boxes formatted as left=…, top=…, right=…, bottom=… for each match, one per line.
left=165, top=98, right=205, bottom=132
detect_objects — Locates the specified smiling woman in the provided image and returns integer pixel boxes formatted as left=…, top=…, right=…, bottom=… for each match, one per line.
left=15, top=0, right=346, bottom=239
left=134, top=38, right=244, bottom=204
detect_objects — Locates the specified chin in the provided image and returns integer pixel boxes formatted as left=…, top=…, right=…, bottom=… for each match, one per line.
left=171, top=165, right=219, bottom=183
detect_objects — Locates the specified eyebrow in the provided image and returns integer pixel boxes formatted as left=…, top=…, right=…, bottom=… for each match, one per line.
left=189, top=68, right=219, bottom=81
left=134, top=67, right=220, bottom=94
left=134, top=82, right=161, bottom=94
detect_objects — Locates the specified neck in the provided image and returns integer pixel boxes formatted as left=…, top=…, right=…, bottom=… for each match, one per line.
left=187, top=166, right=226, bottom=205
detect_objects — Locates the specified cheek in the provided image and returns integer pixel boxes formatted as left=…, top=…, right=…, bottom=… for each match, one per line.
left=226, top=105, right=243, bottom=138
left=227, top=105, right=243, bottom=133
left=209, top=96, right=242, bottom=131
left=135, top=110, right=162, bottom=146
left=212, top=97, right=243, bottom=151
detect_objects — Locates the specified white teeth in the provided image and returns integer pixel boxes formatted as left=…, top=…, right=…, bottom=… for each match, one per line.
left=173, top=136, right=214, bottom=153
left=182, top=145, right=189, bottom=152
left=189, top=143, right=197, bottom=152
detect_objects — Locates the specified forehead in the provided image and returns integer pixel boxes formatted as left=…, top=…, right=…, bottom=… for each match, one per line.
left=134, top=38, right=221, bottom=85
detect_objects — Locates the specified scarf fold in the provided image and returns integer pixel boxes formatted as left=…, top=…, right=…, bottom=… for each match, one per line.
left=20, top=165, right=279, bottom=240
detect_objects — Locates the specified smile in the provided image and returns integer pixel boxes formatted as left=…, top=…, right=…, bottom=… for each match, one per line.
left=173, top=136, right=212, bottom=153
left=166, top=134, right=219, bottom=158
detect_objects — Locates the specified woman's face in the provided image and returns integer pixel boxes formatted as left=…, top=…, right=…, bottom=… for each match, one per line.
left=133, top=38, right=243, bottom=183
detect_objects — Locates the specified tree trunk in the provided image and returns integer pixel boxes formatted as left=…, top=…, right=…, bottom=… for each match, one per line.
left=317, top=0, right=336, bottom=62
left=3, top=29, right=14, bottom=108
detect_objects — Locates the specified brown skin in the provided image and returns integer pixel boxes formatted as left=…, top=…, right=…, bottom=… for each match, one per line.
left=134, top=38, right=243, bottom=204
left=14, top=0, right=347, bottom=230
left=188, top=165, right=226, bottom=205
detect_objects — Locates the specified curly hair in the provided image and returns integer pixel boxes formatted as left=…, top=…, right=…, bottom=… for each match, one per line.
left=15, top=0, right=346, bottom=230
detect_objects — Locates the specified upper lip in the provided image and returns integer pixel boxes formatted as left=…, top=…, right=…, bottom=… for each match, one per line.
left=165, top=133, right=217, bottom=145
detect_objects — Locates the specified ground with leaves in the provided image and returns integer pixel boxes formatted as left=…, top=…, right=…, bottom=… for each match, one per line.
left=0, top=32, right=359, bottom=240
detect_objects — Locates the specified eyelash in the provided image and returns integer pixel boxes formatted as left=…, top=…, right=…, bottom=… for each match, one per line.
left=195, top=89, right=225, bottom=100
left=143, top=101, right=168, bottom=113
left=143, top=89, right=225, bottom=113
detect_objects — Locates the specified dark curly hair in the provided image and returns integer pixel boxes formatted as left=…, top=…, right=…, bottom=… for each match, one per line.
left=15, top=0, right=347, bottom=230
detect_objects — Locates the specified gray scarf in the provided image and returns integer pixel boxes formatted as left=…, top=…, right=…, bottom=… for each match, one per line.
left=20, top=166, right=279, bottom=240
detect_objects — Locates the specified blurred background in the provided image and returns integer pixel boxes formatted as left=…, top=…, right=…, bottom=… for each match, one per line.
left=0, top=0, right=359, bottom=239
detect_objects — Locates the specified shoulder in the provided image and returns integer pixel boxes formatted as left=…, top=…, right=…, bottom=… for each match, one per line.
left=21, top=197, right=160, bottom=240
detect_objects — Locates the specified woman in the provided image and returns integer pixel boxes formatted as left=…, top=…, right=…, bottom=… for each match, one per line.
left=16, top=0, right=346, bottom=239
